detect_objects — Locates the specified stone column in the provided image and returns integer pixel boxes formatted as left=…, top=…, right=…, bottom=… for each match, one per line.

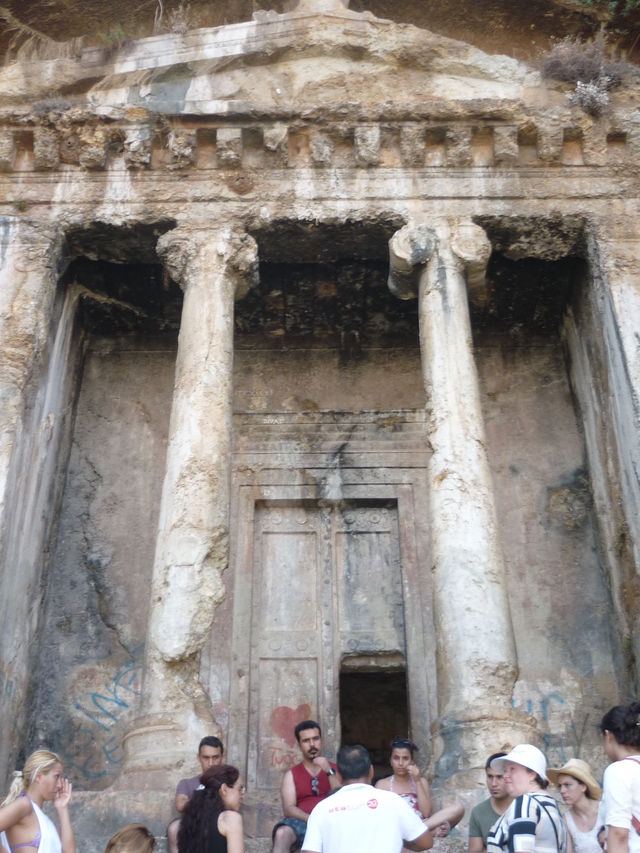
left=120, top=226, right=258, bottom=787
left=0, top=220, right=65, bottom=534
left=389, top=219, right=537, bottom=786
left=0, top=218, right=69, bottom=781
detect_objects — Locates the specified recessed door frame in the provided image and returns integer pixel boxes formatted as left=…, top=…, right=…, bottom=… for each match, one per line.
left=227, top=474, right=435, bottom=790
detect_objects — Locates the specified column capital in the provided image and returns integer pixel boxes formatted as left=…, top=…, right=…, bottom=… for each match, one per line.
left=156, top=227, right=259, bottom=299
left=387, top=222, right=436, bottom=300
left=388, top=219, right=491, bottom=303
left=448, top=220, right=492, bottom=308
left=449, top=219, right=492, bottom=266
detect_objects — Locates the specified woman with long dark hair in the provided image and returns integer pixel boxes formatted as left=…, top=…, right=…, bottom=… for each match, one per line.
left=177, top=765, right=245, bottom=853
left=600, top=701, right=640, bottom=853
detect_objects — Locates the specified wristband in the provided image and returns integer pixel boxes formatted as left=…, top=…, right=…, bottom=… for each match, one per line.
left=327, top=768, right=336, bottom=776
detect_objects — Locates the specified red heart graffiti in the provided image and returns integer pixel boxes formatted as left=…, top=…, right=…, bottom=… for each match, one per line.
left=271, top=704, right=312, bottom=747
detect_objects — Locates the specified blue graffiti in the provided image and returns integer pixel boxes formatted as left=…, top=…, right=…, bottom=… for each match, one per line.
left=512, top=690, right=589, bottom=764
left=66, top=652, right=143, bottom=781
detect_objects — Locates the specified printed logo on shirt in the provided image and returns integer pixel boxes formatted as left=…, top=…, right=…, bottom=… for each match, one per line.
left=367, top=799, right=379, bottom=809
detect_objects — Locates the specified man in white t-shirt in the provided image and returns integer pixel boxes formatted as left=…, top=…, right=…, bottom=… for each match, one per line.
left=302, top=744, right=433, bottom=853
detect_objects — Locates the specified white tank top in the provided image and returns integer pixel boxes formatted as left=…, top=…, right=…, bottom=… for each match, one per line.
left=564, top=802, right=605, bottom=853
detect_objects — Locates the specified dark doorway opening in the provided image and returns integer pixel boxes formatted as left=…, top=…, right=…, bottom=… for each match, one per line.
left=339, top=667, right=408, bottom=782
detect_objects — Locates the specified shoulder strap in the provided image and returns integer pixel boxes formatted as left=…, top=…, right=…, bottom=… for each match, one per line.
left=530, top=793, right=565, bottom=853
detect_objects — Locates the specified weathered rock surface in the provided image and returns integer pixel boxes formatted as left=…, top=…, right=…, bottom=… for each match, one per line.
left=0, top=1, right=637, bottom=850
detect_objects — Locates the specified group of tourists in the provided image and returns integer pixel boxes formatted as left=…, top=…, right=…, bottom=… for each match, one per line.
left=477, top=702, right=640, bottom=853
left=0, top=700, right=639, bottom=853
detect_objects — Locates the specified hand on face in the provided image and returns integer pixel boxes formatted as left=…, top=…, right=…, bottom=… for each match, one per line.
left=53, top=778, right=72, bottom=811
left=312, top=756, right=331, bottom=774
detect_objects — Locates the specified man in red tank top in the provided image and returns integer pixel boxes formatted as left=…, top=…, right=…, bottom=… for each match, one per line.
left=272, top=720, right=339, bottom=853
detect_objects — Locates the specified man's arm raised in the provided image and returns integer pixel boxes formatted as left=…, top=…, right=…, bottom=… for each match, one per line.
left=312, top=757, right=340, bottom=792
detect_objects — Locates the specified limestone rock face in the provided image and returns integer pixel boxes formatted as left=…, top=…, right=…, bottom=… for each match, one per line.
left=0, top=2, right=638, bottom=852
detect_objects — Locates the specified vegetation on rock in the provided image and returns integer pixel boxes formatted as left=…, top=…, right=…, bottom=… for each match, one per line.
left=541, top=32, right=638, bottom=114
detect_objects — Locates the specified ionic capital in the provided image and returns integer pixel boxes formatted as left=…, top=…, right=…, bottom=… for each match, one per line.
left=388, top=219, right=491, bottom=303
left=387, top=222, right=436, bottom=300
left=156, top=227, right=259, bottom=299
left=449, top=220, right=492, bottom=307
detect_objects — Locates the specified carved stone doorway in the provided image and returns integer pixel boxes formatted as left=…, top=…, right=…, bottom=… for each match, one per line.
left=231, top=498, right=405, bottom=789
left=226, top=412, right=434, bottom=799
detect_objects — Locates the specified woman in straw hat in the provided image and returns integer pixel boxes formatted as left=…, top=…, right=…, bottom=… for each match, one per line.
left=486, top=744, right=568, bottom=853
left=548, top=759, right=604, bottom=853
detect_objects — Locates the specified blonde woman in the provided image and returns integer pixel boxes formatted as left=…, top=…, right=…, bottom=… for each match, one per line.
left=104, top=825, right=155, bottom=853
left=0, top=749, right=75, bottom=853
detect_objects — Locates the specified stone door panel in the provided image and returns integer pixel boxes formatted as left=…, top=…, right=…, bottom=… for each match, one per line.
left=233, top=498, right=406, bottom=791
left=247, top=502, right=333, bottom=790
left=334, top=505, right=404, bottom=654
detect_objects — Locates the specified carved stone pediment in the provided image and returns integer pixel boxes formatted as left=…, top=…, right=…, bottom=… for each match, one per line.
left=0, top=3, right=539, bottom=112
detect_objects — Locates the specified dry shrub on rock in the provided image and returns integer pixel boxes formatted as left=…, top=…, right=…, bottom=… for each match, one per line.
left=540, top=32, right=637, bottom=114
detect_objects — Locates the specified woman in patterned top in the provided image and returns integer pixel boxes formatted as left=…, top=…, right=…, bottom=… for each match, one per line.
left=375, top=737, right=464, bottom=843
left=486, top=744, right=568, bottom=853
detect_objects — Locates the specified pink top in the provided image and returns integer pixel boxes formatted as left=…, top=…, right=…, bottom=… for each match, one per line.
left=389, top=776, right=424, bottom=818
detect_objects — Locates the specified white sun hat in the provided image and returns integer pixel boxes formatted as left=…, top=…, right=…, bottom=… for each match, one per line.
left=490, top=744, right=548, bottom=782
